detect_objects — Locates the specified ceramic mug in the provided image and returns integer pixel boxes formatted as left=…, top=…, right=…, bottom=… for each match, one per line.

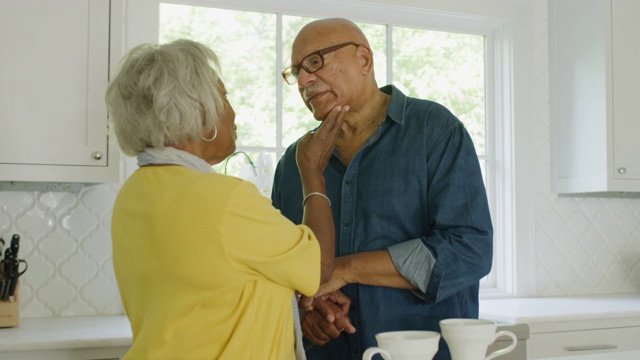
left=439, top=319, right=517, bottom=360
left=362, top=330, right=440, bottom=360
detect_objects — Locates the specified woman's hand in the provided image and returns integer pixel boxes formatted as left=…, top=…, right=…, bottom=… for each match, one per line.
left=300, top=290, right=356, bottom=346
left=296, top=105, right=348, bottom=175
left=300, top=257, right=350, bottom=311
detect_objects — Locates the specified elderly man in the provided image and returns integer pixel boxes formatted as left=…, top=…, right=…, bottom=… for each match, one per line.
left=272, top=18, right=493, bottom=360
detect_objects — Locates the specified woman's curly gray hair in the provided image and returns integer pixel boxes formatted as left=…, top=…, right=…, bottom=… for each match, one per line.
left=106, top=39, right=224, bottom=156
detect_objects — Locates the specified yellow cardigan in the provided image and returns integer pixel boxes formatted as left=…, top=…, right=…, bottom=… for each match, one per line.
left=112, top=166, right=320, bottom=359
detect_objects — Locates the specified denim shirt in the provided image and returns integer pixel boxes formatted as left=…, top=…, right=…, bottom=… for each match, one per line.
left=271, top=85, right=493, bottom=360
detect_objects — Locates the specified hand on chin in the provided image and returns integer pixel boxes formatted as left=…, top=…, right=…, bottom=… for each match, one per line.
left=311, top=103, right=336, bottom=121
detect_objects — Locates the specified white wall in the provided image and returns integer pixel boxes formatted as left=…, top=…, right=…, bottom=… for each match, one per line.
left=0, top=0, right=638, bottom=319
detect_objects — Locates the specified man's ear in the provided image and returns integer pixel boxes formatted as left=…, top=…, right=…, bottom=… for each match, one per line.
left=358, top=46, right=374, bottom=74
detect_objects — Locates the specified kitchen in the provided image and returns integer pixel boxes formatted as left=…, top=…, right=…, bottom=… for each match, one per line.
left=0, top=0, right=639, bottom=359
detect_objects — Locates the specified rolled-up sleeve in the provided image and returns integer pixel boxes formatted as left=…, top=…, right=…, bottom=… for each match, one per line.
left=388, top=238, right=436, bottom=300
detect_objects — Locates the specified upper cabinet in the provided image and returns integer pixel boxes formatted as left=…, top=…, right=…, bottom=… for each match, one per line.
left=549, top=0, right=640, bottom=194
left=0, top=0, right=123, bottom=183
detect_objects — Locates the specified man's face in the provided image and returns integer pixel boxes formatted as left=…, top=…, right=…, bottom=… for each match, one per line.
left=291, top=37, right=358, bottom=120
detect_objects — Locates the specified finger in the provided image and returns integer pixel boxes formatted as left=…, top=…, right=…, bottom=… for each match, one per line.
left=313, top=309, right=342, bottom=339
left=321, top=295, right=355, bottom=334
left=301, top=312, right=324, bottom=343
left=303, top=311, right=331, bottom=345
left=299, top=295, right=314, bottom=312
left=328, top=105, right=348, bottom=134
left=343, top=318, right=357, bottom=334
left=312, top=106, right=340, bottom=138
left=327, top=291, right=352, bottom=313
left=316, top=105, right=348, bottom=138
left=331, top=312, right=356, bottom=334
left=297, top=131, right=313, bottom=148
left=313, top=297, right=337, bottom=323
left=302, top=321, right=327, bottom=345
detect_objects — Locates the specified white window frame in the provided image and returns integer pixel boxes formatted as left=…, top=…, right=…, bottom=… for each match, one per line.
left=124, top=0, right=537, bottom=298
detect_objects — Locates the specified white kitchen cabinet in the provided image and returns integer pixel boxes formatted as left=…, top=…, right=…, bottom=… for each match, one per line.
left=549, top=0, right=640, bottom=194
left=480, top=295, right=640, bottom=359
left=527, top=318, right=640, bottom=359
left=0, top=0, right=123, bottom=183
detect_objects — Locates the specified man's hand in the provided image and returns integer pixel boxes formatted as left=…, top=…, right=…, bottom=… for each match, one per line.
left=301, top=291, right=356, bottom=346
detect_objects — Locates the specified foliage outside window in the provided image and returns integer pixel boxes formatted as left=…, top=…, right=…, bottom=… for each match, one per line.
left=158, top=3, right=492, bottom=285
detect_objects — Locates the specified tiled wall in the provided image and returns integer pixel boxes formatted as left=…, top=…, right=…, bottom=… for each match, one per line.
left=0, top=0, right=638, bottom=319
left=0, top=184, right=123, bottom=318
left=531, top=0, right=640, bottom=296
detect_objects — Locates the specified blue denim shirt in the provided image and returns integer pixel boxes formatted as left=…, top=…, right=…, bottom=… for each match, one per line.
left=272, top=85, right=493, bottom=360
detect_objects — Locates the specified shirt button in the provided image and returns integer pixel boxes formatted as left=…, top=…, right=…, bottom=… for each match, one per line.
left=346, top=180, right=353, bottom=186
left=344, top=220, right=351, bottom=227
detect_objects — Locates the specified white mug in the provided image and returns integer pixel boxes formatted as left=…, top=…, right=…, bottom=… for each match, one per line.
left=362, top=330, right=440, bottom=360
left=439, top=319, right=517, bottom=360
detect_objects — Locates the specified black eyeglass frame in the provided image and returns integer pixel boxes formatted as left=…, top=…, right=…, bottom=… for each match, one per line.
left=281, top=41, right=361, bottom=85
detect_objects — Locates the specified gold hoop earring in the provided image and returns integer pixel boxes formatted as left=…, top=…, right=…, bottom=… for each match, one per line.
left=201, top=126, right=218, bottom=142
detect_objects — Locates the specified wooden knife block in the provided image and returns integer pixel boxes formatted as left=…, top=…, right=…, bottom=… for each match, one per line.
left=0, top=280, right=19, bottom=328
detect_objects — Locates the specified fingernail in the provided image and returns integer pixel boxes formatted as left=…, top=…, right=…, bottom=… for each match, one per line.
left=344, top=105, right=350, bottom=112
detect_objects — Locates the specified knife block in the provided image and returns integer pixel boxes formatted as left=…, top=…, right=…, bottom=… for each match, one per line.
left=0, top=280, right=19, bottom=328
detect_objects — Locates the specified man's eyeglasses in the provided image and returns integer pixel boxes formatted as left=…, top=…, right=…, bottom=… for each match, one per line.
left=281, top=42, right=360, bottom=85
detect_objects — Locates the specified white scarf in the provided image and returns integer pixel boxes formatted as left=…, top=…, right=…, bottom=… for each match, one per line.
left=137, top=147, right=214, bottom=173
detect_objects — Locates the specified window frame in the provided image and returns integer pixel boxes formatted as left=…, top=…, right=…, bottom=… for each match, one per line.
left=126, top=0, right=536, bottom=298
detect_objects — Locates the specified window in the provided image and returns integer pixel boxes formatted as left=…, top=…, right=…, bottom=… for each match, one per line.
left=157, top=1, right=513, bottom=294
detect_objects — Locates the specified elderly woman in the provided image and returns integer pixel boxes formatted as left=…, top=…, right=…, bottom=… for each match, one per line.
left=106, top=39, right=347, bottom=359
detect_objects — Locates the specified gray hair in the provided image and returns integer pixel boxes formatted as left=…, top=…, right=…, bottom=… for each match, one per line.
left=106, top=39, right=224, bottom=156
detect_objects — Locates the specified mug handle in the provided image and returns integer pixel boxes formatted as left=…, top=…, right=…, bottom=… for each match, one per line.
left=485, top=330, right=518, bottom=360
left=362, top=347, right=393, bottom=360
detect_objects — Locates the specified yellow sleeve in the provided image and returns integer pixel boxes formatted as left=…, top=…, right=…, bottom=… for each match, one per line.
left=222, top=181, right=321, bottom=296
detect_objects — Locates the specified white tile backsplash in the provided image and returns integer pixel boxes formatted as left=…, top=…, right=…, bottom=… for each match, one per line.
left=0, top=184, right=123, bottom=318
left=0, top=0, right=638, bottom=320
left=532, top=0, right=639, bottom=296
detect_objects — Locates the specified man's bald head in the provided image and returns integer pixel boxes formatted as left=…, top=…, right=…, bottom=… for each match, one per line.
left=292, top=18, right=370, bottom=57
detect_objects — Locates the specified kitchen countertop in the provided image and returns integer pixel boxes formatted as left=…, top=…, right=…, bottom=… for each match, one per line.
left=1, top=294, right=639, bottom=353
left=0, top=315, right=528, bottom=354
left=479, top=293, right=640, bottom=324
left=0, top=315, right=131, bottom=352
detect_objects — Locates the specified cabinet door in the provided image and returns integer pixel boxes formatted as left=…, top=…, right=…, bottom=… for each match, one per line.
left=612, top=0, right=640, bottom=180
left=528, top=326, right=640, bottom=358
left=0, top=0, right=110, bottom=167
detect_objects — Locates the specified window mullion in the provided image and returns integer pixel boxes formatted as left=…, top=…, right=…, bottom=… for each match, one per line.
left=386, top=24, right=393, bottom=84
left=276, top=14, right=284, bottom=158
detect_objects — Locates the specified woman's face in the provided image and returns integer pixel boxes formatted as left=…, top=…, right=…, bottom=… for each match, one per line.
left=206, top=80, right=236, bottom=165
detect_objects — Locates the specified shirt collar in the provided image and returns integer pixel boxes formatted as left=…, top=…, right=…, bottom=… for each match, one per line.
left=381, top=84, right=407, bottom=126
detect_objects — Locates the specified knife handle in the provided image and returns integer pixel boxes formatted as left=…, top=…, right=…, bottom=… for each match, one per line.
left=10, top=234, right=19, bottom=257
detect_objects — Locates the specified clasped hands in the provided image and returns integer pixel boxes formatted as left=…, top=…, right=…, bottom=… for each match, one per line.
left=298, top=269, right=356, bottom=346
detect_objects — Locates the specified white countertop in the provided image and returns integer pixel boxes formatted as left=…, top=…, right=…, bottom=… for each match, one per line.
left=1, top=294, right=639, bottom=353
left=480, top=293, right=640, bottom=324
left=0, top=315, right=131, bottom=352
